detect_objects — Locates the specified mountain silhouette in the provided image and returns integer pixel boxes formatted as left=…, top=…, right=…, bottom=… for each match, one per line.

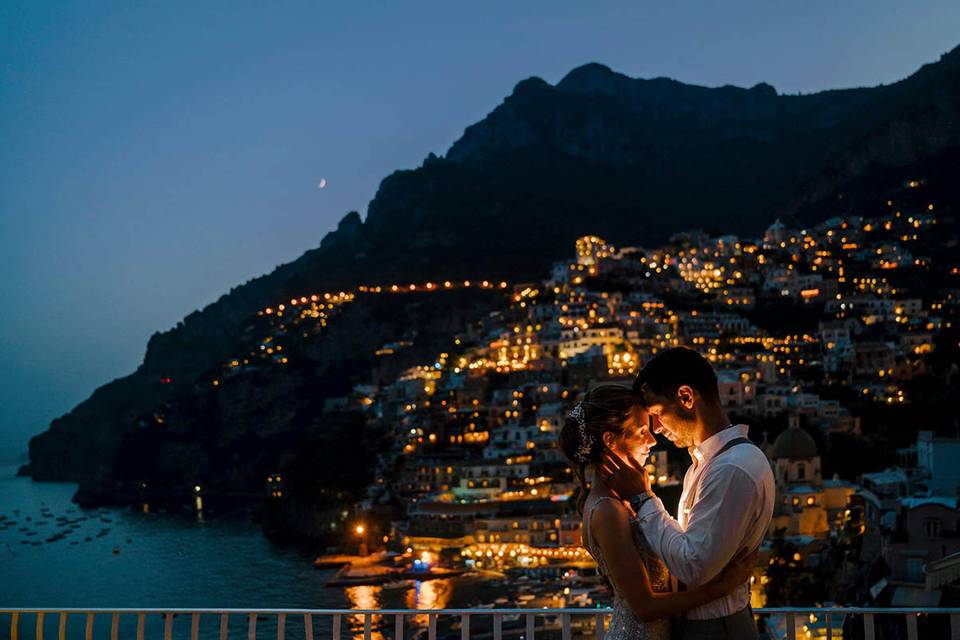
left=23, top=45, right=960, bottom=503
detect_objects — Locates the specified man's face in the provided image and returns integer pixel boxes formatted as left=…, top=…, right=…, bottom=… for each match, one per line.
left=638, top=383, right=697, bottom=448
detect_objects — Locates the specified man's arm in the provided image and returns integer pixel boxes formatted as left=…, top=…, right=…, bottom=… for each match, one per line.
left=589, top=498, right=757, bottom=622
left=635, top=464, right=760, bottom=587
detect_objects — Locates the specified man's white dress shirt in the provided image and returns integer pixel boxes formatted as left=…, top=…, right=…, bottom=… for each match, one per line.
left=635, top=424, right=775, bottom=620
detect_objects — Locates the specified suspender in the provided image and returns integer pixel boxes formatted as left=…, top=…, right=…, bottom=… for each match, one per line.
left=714, top=436, right=757, bottom=458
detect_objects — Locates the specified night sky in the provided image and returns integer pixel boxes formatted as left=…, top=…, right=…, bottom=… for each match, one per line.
left=2, top=1, right=960, bottom=459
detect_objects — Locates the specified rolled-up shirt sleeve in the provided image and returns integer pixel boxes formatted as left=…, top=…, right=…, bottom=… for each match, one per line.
left=636, top=463, right=760, bottom=587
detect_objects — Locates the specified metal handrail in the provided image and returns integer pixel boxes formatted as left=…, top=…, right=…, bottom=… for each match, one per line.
left=3, top=606, right=959, bottom=640
left=6, top=607, right=960, bottom=614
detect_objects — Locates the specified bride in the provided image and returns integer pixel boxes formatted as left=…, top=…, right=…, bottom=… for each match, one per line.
left=560, top=384, right=756, bottom=640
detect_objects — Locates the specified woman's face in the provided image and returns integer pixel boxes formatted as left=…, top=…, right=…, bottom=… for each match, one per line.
left=607, top=405, right=657, bottom=464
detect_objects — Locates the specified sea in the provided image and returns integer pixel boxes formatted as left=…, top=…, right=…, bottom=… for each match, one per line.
left=0, top=465, right=517, bottom=640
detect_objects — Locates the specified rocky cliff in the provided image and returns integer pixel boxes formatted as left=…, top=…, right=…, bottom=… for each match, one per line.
left=22, top=45, right=960, bottom=524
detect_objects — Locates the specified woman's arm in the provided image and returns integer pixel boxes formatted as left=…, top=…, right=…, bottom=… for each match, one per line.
left=590, top=498, right=753, bottom=622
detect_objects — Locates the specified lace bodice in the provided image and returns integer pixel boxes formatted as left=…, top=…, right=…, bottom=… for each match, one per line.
left=583, top=496, right=671, bottom=640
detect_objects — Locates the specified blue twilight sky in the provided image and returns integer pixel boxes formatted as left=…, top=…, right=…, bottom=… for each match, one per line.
left=2, top=1, right=960, bottom=460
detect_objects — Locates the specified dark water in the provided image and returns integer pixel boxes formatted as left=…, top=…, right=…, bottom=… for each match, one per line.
left=0, top=465, right=484, bottom=639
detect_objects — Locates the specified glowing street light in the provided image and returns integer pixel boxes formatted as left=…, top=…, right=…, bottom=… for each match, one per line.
left=354, top=523, right=369, bottom=557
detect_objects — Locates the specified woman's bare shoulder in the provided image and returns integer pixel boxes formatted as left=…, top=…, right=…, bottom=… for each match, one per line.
left=589, top=496, right=632, bottom=525
left=588, top=496, right=639, bottom=562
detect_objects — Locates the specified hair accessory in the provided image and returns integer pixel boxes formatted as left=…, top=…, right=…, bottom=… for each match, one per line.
left=568, top=402, right=594, bottom=462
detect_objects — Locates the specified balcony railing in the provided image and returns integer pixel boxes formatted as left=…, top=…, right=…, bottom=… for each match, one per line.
left=3, top=607, right=960, bottom=640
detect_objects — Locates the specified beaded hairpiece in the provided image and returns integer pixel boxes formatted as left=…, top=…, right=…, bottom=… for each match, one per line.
left=568, top=402, right=594, bottom=462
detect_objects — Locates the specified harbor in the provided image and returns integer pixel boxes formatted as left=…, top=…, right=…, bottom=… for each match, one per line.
left=0, top=468, right=611, bottom=639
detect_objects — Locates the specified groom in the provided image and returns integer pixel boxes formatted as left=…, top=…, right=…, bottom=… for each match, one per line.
left=599, top=347, right=774, bottom=640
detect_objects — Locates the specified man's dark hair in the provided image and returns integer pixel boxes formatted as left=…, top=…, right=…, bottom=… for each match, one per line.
left=633, top=347, right=720, bottom=404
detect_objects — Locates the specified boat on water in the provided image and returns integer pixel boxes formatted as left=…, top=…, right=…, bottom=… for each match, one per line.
left=313, top=550, right=398, bottom=570
left=326, top=565, right=399, bottom=587
left=381, top=579, right=414, bottom=591
left=313, top=559, right=352, bottom=570
left=563, top=586, right=606, bottom=607
left=327, top=566, right=466, bottom=587
left=402, top=567, right=465, bottom=580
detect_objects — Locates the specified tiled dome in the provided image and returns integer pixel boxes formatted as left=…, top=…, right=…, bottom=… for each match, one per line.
left=771, top=425, right=818, bottom=459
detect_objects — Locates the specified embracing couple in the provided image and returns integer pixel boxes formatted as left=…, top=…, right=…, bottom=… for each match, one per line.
left=560, top=347, right=775, bottom=640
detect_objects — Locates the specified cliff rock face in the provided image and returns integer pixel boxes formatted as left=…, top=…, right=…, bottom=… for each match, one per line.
left=785, top=47, right=960, bottom=221
left=23, top=46, right=960, bottom=510
left=23, top=287, right=502, bottom=528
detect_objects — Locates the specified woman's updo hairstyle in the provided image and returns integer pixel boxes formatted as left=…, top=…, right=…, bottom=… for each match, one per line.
left=558, top=384, right=639, bottom=513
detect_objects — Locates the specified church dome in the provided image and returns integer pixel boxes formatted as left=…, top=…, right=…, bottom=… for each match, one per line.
left=764, top=219, right=787, bottom=245
left=771, top=425, right=818, bottom=459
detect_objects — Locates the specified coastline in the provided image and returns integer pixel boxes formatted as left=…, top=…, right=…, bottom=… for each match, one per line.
left=0, top=467, right=596, bottom=618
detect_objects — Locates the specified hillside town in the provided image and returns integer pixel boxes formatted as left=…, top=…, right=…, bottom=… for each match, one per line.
left=232, top=186, right=960, bottom=618
left=10, top=11, right=960, bottom=639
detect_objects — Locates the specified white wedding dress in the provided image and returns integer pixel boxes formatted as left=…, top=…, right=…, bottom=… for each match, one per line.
left=583, top=496, right=671, bottom=640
